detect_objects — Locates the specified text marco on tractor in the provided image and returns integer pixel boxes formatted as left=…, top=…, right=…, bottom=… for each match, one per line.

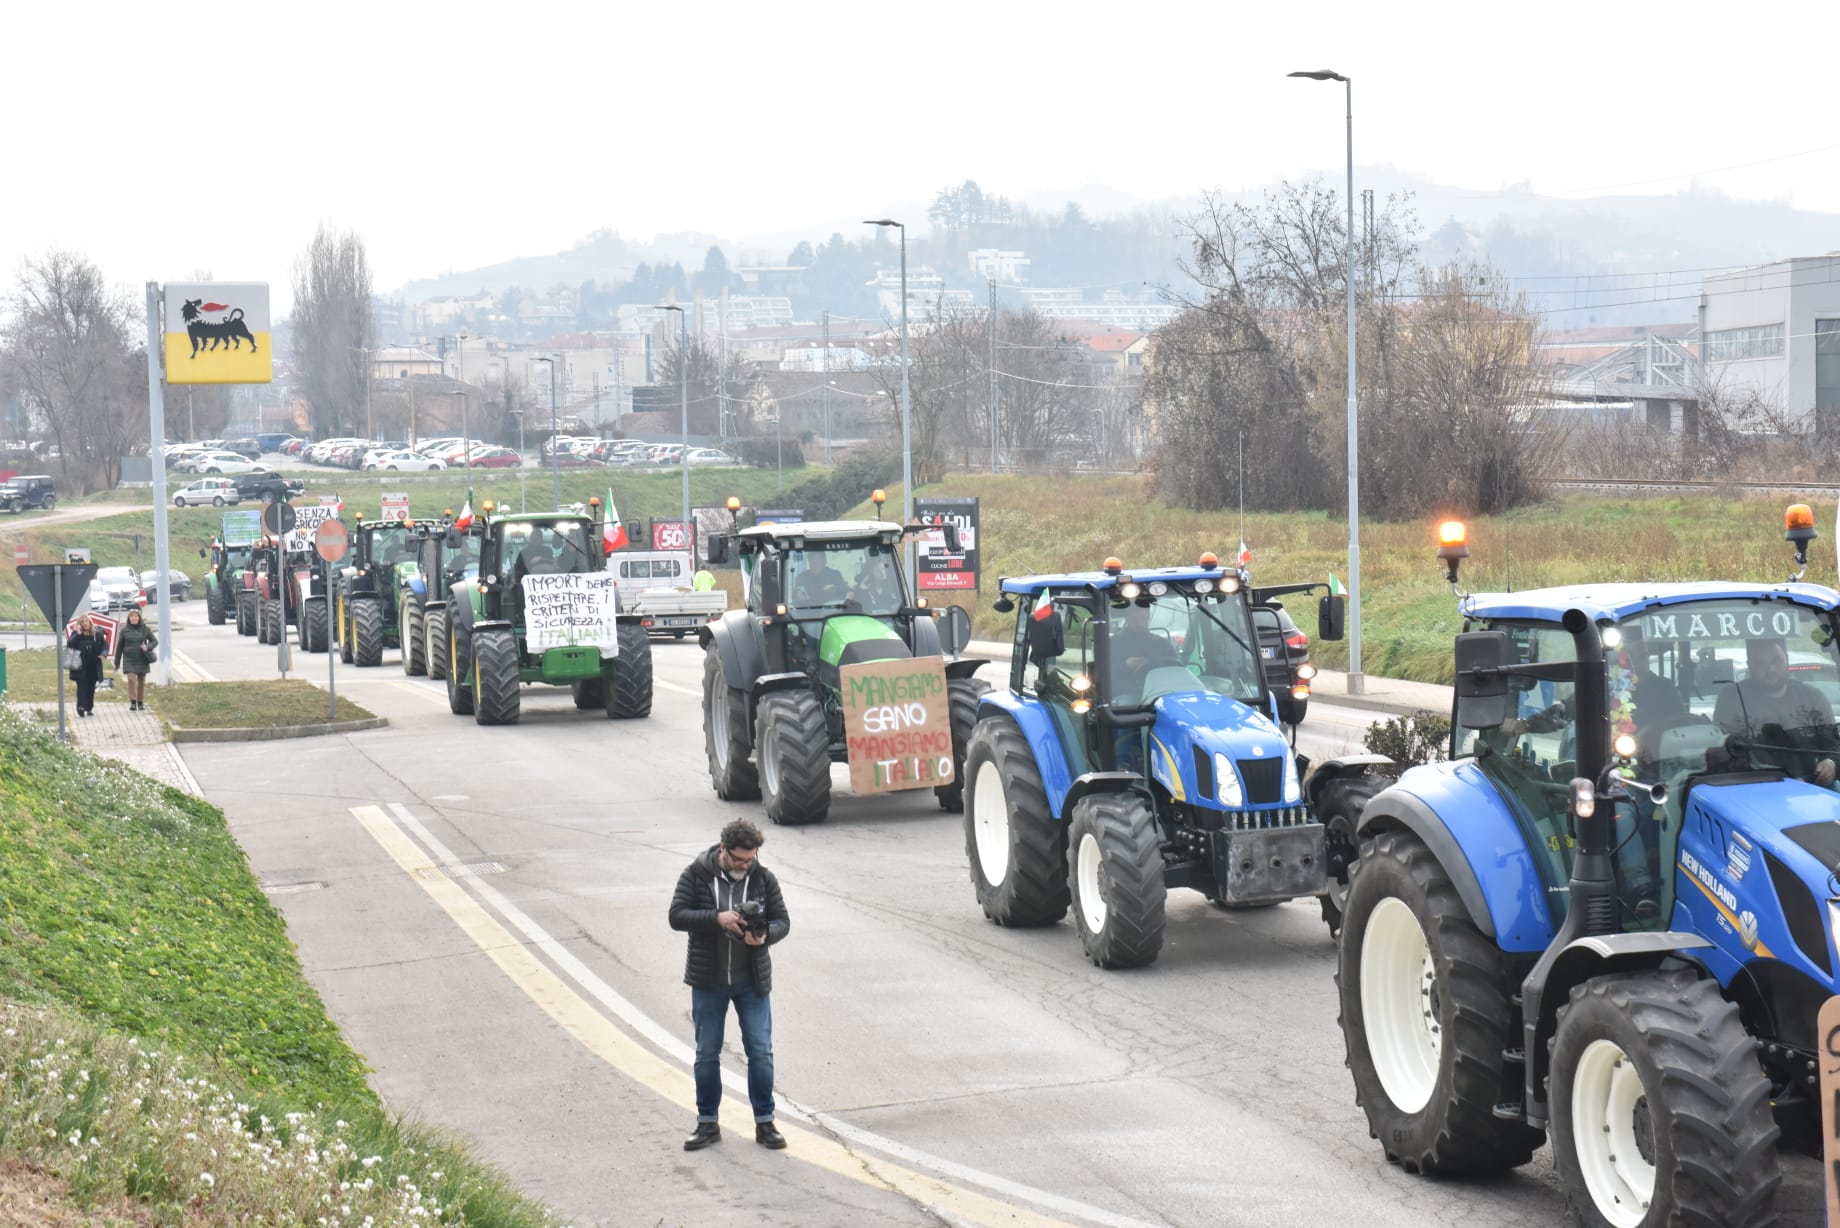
left=960, top=550, right=1354, bottom=969
left=699, top=491, right=984, bottom=826
left=1333, top=509, right=1840, bottom=1227
left=442, top=497, right=652, bottom=726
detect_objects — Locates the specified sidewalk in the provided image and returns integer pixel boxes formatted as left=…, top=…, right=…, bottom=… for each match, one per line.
left=26, top=700, right=203, bottom=796
left=964, top=640, right=1453, bottom=718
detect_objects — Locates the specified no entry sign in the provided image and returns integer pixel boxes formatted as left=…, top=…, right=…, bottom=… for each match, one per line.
left=315, top=519, right=349, bottom=563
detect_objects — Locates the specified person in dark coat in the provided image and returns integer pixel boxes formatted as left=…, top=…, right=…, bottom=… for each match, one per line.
left=668, top=817, right=790, bottom=1152
left=114, top=608, right=158, bottom=710
left=66, top=614, right=108, bottom=717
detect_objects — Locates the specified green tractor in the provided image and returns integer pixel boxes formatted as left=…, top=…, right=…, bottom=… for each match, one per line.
left=403, top=515, right=479, bottom=679
left=200, top=538, right=253, bottom=626
left=444, top=500, right=652, bottom=726
left=699, top=508, right=983, bottom=826
left=332, top=515, right=420, bottom=668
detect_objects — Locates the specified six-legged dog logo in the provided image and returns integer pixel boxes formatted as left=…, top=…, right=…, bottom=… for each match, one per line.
left=180, top=298, right=259, bottom=359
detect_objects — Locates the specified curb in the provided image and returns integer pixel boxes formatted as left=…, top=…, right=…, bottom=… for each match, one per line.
left=170, top=716, right=389, bottom=743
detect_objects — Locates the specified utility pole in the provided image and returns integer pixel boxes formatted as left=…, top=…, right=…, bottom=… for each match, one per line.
left=719, top=289, right=730, bottom=442
left=987, top=279, right=997, bottom=472
left=822, top=310, right=831, bottom=464
left=363, top=345, right=373, bottom=438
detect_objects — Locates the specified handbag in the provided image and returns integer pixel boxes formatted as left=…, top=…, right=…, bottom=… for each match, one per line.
left=62, top=646, right=83, bottom=671
left=142, top=642, right=158, bottom=663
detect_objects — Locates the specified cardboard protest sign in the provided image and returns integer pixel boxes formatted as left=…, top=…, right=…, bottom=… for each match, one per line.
left=520, top=572, right=621, bottom=656
left=840, top=655, right=953, bottom=793
left=283, top=504, right=340, bottom=553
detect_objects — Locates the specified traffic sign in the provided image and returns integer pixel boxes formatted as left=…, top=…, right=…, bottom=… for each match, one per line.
left=12, top=547, right=25, bottom=565
left=315, top=519, right=349, bottom=563
left=17, top=564, right=98, bottom=628
left=262, top=500, right=298, bottom=536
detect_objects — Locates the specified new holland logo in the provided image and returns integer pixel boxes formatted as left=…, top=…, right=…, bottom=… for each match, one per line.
left=1738, top=909, right=1760, bottom=952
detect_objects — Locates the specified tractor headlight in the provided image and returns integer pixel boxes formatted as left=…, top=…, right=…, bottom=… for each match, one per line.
left=1284, top=753, right=1301, bottom=803
left=1147, top=581, right=1168, bottom=596
left=1214, top=752, right=1243, bottom=807
left=1194, top=579, right=1215, bottom=594
left=1119, top=581, right=1142, bottom=600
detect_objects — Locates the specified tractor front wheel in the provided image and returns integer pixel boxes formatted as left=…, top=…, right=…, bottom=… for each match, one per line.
left=445, top=619, right=475, bottom=716
left=206, top=583, right=226, bottom=625
left=472, top=628, right=520, bottom=725
left=426, top=608, right=448, bottom=681
left=1318, top=772, right=1389, bottom=937
left=757, top=690, right=830, bottom=825
left=1068, top=792, right=1165, bottom=969
left=338, top=598, right=354, bottom=664
left=301, top=596, right=328, bottom=653
left=605, top=621, right=653, bottom=719
left=261, top=599, right=282, bottom=645
left=703, top=644, right=759, bottom=800
left=1550, top=973, right=1779, bottom=1228
left=351, top=598, right=384, bottom=667
left=401, top=603, right=426, bottom=675
left=934, top=676, right=990, bottom=813
left=963, top=716, right=1069, bottom=926
left=1337, top=827, right=1542, bottom=1175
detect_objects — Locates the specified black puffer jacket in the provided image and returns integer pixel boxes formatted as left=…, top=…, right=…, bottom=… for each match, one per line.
left=668, top=846, right=790, bottom=992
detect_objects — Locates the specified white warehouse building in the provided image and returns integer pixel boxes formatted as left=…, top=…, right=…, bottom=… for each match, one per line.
left=1699, top=254, right=1840, bottom=427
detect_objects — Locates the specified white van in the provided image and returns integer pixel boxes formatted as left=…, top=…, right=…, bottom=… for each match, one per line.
left=606, top=550, right=727, bottom=638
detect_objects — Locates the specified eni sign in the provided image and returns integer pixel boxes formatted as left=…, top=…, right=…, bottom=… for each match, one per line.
left=162, top=282, right=272, bottom=384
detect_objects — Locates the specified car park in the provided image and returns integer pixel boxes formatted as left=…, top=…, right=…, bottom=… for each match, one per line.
left=139, top=569, right=193, bottom=603
left=172, top=477, right=243, bottom=507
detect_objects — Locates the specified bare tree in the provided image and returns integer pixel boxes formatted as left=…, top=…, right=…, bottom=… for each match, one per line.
left=657, top=335, right=755, bottom=435
left=1, top=252, right=145, bottom=492
left=290, top=226, right=373, bottom=436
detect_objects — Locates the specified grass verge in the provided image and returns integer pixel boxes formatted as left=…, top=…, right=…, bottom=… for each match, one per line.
left=0, top=703, right=565, bottom=1226
left=146, top=680, right=374, bottom=730
left=0, top=649, right=127, bottom=706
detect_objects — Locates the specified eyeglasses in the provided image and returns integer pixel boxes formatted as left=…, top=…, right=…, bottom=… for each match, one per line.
left=722, top=848, right=757, bottom=866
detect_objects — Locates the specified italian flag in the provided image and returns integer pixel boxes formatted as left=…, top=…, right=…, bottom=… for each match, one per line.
left=1328, top=573, right=1345, bottom=597
left=1031, top=589, right=1054, bottom=621
left=454, top=498, right=474, bottom=530
left=605, top=489, right=629, bottom=552
left=1237, top=539, right=1252, bottom=567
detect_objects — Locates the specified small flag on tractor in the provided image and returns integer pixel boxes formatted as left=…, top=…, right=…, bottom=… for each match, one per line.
left=1031, top=589, right=1054, bottom=622
left=1237, top=539, right=1252, bottom=568
left=605, top=489, right=629, bottom=552
left=1328, top=573, right=1345, bottom=597
left=454, top=496, right=475, bottom=531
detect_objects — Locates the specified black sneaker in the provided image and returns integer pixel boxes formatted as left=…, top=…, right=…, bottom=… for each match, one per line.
left=755, top=1121, right=786, bottom=1150
left=683, top=1122, right=721, bottom=1151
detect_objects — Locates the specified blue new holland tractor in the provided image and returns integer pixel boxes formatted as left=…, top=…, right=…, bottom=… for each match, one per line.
left=1337, top=509, right=1840, bottom=1227
left=963, top=552, right=1360, bottom=969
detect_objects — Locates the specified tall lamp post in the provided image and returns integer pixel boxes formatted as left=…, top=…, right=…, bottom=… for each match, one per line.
left=531, top=354, right=563, bottom=511
left=655, top=305, right=691, bottom=539
left=1289, top=68, right=1362, bottom=695
left=863, top=218, right=913, bottom=585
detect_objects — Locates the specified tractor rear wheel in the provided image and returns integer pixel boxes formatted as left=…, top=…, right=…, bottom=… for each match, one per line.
left=206, top=583, right=226, bottom=625
left=236, top=591, right=256, bottom=637
left=605, top=621, right=652, bottom=719
left=757, top=690, right=831, bottom=825
left=963, top=716, right=1069, bottom=926
left=1337, top=827, right=1542, bottom=1175
left=1318, top=773, right=1389, bottom=937
left=1068, top=792, right=1165, bottom=969
left=338, top=598, right=354, bottom=664
left=445, top=619, right=475, bottom=716
left=351, top=598, right=384, bottom=667
left=261, top=599, right=281, bottom=645
left=471, top=627, right=520, bottom=725
left=1550, top=972, right=1778, bottom=1228
left=401, top=603, right=426, bottom=675
left=426, top=609, right=448, bottom=681
left=934, top=677, right=990, bottom=813
left=572, top=679, right=605, bottom=709
left=703, top=644, right=759, bottom=800
left=301, top=597, right=327, bottom=653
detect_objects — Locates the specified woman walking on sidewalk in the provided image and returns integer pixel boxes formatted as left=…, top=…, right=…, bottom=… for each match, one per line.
left=115, top=608, right=157, bottom=711
left=66, top=614, right=107, bottom=717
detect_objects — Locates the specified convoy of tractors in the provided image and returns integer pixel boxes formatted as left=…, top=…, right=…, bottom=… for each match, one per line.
left=197, top=484, right=1840, bottom=1228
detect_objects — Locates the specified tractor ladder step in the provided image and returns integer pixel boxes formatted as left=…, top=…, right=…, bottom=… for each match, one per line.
left=1491, top=1102, right=1524, bottom=1121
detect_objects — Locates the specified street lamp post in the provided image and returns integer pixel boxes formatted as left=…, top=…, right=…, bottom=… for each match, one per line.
left=510, top=409, right=527, bottom=509
left=531, top=354, right=563, bottom=511
left=656, top=305, right=691, bottom=539
left=453, top=390, right=470, bottom=473
left=863, top=218, right=913, bottom=586
left=1289, top=68, right=1362, bottom=695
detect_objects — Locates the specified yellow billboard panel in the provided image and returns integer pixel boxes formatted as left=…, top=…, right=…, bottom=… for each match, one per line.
left=163, top=282, right=272, bottom=385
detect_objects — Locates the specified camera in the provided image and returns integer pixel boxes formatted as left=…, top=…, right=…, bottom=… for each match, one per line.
left=735, top=898, right=770, bottom=939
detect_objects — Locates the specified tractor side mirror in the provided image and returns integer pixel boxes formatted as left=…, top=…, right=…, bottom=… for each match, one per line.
left=1318, top=593, right=1345, bottom=641
left=706, top=533, right=729, bottom=566
left=941, top=523, right=962, bottom=553
left=1454, top=630, right=1510, bottom=729
left=938, top=604, right=972, bottom=656
left=444, top=527, right=460, bottom=548
left=1026, top=606, right=1065, bottom=668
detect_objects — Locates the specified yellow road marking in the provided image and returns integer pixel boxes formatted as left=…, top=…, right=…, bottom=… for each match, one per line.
left=348, top=804, right=1074, bottom=1227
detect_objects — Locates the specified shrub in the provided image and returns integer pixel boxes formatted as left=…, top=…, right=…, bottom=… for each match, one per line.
left=1362, top=710, right=1451, bottom=768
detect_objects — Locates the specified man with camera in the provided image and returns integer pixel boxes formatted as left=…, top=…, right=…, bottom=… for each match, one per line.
left=668, top=818, right=791, bottom=1152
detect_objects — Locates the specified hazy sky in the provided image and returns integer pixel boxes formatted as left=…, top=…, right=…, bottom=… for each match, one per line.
left=8, top=0, right=1836, bottom=315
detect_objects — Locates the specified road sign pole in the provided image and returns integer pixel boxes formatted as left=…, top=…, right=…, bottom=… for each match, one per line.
left=53, top=568, right=66, bottom=743
left=325, top=558, right=336, bottom=720
left=145, top=283, right=174, bottom=689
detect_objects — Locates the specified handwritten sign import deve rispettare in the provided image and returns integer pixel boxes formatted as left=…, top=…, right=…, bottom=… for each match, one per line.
left=521, top=572, right=621, bottom=656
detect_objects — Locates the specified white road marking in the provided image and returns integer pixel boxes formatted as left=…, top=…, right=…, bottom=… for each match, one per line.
left=654, top=679, right=700, bottom=697
left=169, top=647, right=216, bottom=683
left=377, top=800, right=1164, bottom=1228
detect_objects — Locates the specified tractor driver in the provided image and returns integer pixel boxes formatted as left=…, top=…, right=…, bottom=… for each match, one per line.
left=849, top=553, right=903, bottom=614
left=1715, top=636, right=1839, bottom=787
left=789, top=550, right=848, bottom=610
left=1108, top=600, right=1182, bottom=697
left=518, top=531, right=560, bottom=576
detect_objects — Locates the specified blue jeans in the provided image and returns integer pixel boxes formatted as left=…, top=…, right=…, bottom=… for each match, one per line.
left=691, top=983, right=774, bottom=1123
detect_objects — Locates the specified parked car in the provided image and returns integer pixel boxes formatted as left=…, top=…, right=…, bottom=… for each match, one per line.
left=223, top=437, right=263, bottom=459
left=255, top=432, right=298, bottom=454
left=173, top=477, right=243, bottom=507
left=467, top=446, right=523, bottom=469
left=685, top=448, right=737, bottom=466
left=139, top=569, right=193, bottom=603
left=180, top=450, right=258, bottom=475
left=1251, top=600, right=1313, bottom=725
left=231, top=472, right=305, bottom=501
left=364, top=448, right=446, bottom=472
left=0, top=474, right=56, bottom=512
left=87, top=566, right=146, bottom=614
